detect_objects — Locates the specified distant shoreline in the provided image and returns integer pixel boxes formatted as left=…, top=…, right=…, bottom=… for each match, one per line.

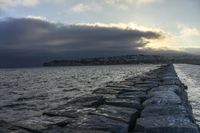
left=43, top=54, right=200, bottom=67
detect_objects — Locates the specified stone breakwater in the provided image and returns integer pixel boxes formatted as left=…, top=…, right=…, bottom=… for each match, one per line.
left=0, top=64, right=199, bottom=133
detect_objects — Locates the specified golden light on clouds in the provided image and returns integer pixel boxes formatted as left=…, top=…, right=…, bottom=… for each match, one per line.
left=78, top=22, right=181, bottom=51
left=144, top=39, right=182, bottom=51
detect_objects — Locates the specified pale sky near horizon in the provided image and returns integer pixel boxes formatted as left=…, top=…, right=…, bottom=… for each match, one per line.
left=0, top=0, right=200, bottom=67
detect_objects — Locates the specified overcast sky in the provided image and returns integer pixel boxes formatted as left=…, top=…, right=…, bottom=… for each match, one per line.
left=0, top=0, right=200, bottom=67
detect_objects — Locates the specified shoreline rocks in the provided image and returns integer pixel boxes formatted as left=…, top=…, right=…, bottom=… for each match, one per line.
left=0, top=64, right=199, bottom=133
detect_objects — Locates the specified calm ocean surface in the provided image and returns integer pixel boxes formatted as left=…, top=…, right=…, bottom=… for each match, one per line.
left=0, top=65, right=157, bottom=125
left=175, top=64, right=200, bottom=125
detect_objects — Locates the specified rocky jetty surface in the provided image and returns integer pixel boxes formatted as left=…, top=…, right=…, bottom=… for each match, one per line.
left=1, top=64, right=199, bottom=133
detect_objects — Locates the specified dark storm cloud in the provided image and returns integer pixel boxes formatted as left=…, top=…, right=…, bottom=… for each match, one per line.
left=0, top=18, right=163, bottom=67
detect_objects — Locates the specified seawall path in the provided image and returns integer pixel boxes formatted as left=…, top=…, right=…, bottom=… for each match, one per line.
left=1, top=64, right=199, bottom=133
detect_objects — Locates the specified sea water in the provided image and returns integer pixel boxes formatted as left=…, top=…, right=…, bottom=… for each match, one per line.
left=175, top=64, right=200, bottom=125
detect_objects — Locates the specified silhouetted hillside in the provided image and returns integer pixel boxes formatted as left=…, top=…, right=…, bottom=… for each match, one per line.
left=43, top=54, right=200, bottom=66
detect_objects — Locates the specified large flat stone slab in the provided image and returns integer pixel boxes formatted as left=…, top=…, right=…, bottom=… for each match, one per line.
left=135, top=116, right=199, bottom=133
left=141, top=105, right=190, bottom=118
left=14, top=116, right=70, bottom=131
left=112, top=87, right=149, bottom=93
left=133, top=83, right=158, bottom=88
left=133, top=80, right=159, bottom=85
left=150, top=85, right=183, bottom=95
left=148, top=90, right=180, bottom=98
left=67, top=95, right=104, bottom=108
left=119, top=80, right=159, bottom=87
left=118, top=91, right=147, bottom=102
left=43, top=126, right=111, bottom=133
left=161, top=79, right=182, bottom=86
left=90, top=105, right=138, bottom=129
left=43, top=106, right=96, bottom=119
left=143, top=91, right=182, bottom=106
left=67, top=114, right=129, bottom=133
left=92, top=88, right=120, bottom=95
left=105, top=98, right=142, bottom=110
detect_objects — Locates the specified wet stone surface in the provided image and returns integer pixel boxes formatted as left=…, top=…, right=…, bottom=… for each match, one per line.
left=43, top=127, right=112, bottom=133
left=0, top=64, right=199, bottom=133
left=134, top=64, right=199, bottom=133
left=104, top=98, right=142, bottom=110
left=117, top=91, right=147, bottom=102
left=141, top=105, right=193, bottom=119
left=143, top=91, right=182, bottom=107
left=67, top=114, right=129, bottom=133
left=90, top=105, right=138, bottom=126
left=135, top=116, right=199, bottom=133
left=149, top=85, right=183, bottom=95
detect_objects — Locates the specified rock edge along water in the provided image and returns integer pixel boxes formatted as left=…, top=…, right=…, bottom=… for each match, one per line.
left=0, top=64, right=199, bottom=133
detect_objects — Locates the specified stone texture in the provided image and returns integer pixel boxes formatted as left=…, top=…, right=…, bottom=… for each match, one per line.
left=133, top=83, right=158, bottom=88
left=44, top=106, right=96, bottom=119
left=118, top=91, right=147, bottom=102
left=67, top=95, right=104, bottom=108
left=141, top=105, right=191, bottom=118
left=43, top=126, right=112, bottom=133
left=143, top=91, right=182, bottom=107
left=104, top=98, right=142, bottom=110
left=90, top=105, right=138, bottom=129
left=135, top=116, right=199, bottom=133
left=67, top=114, right=129, bottom=133
left=150, top=85, right=183, bottom=95
left=112, top=86, right=148, bottom=92
left=92, top=88, right=120, bottom=95
left=113, top=87, right=149, bottom=93
left=133, top=81, right=159, bottom=85
left=148, top=90, right=180, bottom=98
left=161, top=79, right=182, bottom=86
left=14, top=116, right=70, bottom=131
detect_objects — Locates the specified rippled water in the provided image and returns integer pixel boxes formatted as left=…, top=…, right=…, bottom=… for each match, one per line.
left=0, top=65, right=157, bottom=125
left=175, top=64, right=200, bottom=125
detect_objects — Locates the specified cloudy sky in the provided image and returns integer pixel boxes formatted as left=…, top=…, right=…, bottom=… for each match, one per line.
left=0, top=0, right=200, bottom=67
